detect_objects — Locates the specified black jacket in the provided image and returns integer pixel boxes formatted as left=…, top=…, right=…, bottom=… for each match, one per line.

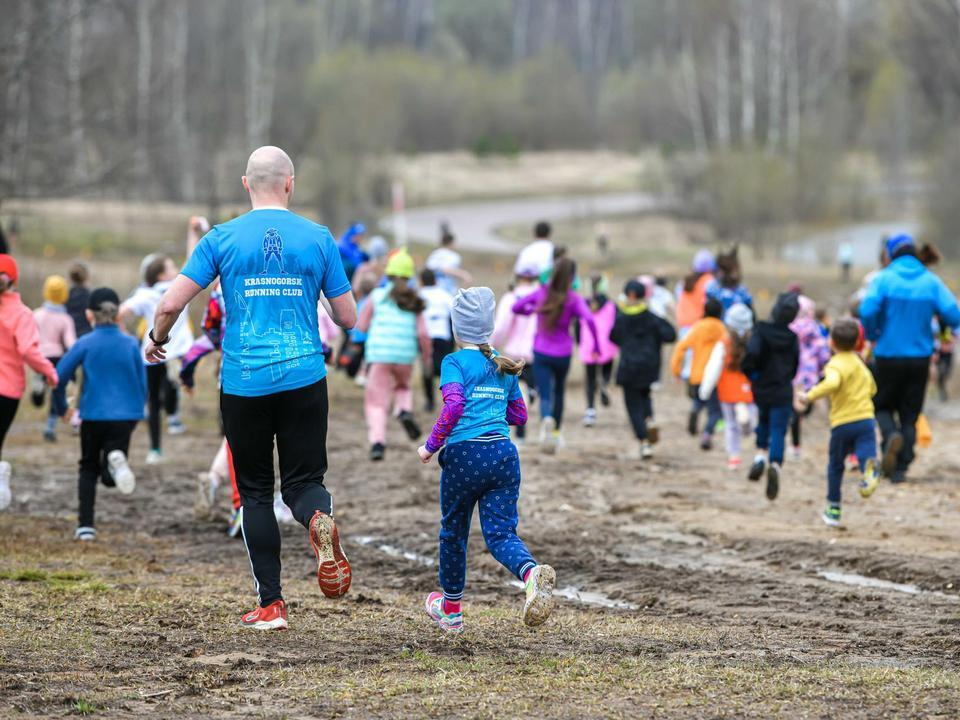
left=741, top=292, right=800, bottom=406
left=610, top=307, right=677, bottom=389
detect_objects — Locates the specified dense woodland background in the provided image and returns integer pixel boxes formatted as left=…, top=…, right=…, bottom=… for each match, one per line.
left=4, top=0, right=960, bottom=251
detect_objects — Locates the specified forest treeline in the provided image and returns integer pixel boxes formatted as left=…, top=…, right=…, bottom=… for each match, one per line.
left=3, top=0, right=960, bottom=250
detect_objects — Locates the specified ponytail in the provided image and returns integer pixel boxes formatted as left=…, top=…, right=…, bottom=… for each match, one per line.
left=478, top=343, right=525, bottom=376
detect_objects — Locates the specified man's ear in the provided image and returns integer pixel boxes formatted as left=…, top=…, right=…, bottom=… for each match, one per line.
left=85, top=309, right=95, bottom=325
left=241, top=175, right=251, bottom=193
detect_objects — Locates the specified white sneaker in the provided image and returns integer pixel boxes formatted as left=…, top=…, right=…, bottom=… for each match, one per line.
left=522, top=564, right=556, bottom=627
left=194, top=472, right=217, bottom=520
left=354, top=374, right=367, bottom=387
left=74, top=526, right=97, bottom=542
left=273, top=492, right=294, bottom=524
left=540, top=417, right=557, bottom=453
left=583, top=408, right=597, bottom=427
left=640, top=441, right=653, bottom=460
left=0, top=461, right=11, bottom=510
left=167, top=417, right=187, bottom=435
left=145, top=450, right=162, bottom=465
left=107, top=450, right=136, bottom=494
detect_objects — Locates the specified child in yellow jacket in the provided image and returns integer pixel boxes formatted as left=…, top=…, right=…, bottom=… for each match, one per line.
left=670, top=297, right=727, bottom=450
left=796, top=318, right=879, bottom=527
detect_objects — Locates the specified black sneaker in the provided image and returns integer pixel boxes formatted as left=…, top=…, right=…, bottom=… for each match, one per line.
left=766, top=463, right=780, bottom=500
left=398, top=411, right=421, bottom=440
left=881, top=432, right=903, bottom=478
left=748, top=457, right=766, bottom=481
left=370, top=443, right=386, bottom=461
left=600, top=387, right=611, bottom=407
left=890, top=470, right=907, bottom=484
left=43, top=429, right=57, bottom=443
left=687, top=411, right=698, bottom=437
left=699, top=432, right=712, bottom=451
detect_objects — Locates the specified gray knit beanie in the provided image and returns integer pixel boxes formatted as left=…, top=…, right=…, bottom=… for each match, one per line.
left=451, top=287, right=496, bottom=345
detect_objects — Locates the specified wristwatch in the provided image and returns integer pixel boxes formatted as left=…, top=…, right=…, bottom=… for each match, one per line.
left=148, top=329, right=171, bottom=346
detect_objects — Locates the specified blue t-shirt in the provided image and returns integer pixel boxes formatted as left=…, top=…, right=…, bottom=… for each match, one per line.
left=182, top=209, right=351, bottom=397
left=439, top=348, right=522, bottom=445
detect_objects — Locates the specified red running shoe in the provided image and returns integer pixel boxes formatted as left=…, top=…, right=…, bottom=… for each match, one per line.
left=309, top=511, right=352, bottom=598
left=240, top=599, right=287, bottom=630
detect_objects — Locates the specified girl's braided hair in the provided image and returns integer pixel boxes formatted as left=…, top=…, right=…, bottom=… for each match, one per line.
left=478, top=343, right=525, bottom=376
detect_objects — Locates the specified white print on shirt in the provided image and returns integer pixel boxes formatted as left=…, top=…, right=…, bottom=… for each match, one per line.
left=235, top=228, right=315, bottom=383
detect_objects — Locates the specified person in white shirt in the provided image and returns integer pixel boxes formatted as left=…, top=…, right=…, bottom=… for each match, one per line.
left=119, top=254, right=194, bottom=463
left=419, top=268, right=455, bottom=412
left=425, top=225, right=471, bottom=295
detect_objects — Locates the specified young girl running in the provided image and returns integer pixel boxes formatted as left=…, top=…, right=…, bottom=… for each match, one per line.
left=698, top=303, right=757, bottom=470
left=789, top=295, right=831, bottom=457
left=512, top=257, right=599, bottom=453
left=580, top=275, right=618, bottom=427
left=0, top=255, right=59, bottom=510
left=417, top=287, right=555, bottom=632
left=670, top=297, right=727, bottom=449
left=357, top=249, right=431, bottom=461
left=32, top=275, right=76, bottom=442
left=492, top=261, right=540, bottom=441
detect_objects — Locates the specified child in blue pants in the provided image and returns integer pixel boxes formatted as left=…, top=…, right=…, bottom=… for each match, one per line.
left=418, top=287, right=555, bottom=632
left=742, top=291, right=800, bottom=501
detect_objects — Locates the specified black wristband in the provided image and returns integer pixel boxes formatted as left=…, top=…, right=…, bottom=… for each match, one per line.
left=148, top=329, right=171, bottom=346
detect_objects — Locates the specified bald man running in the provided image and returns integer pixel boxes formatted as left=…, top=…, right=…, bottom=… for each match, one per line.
left=146, top=146, right=357, bottom=630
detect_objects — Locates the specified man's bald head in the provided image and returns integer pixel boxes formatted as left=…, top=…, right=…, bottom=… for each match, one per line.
left=242, top=146, right=295, bottom=205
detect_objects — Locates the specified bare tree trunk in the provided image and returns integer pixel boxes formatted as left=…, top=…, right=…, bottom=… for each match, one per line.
left=245, top=0, right=280, bottom=150
left=576, top=0, right=594, bottom=76
left=66, top=0, right=86, bottom=185
left=135, top=0, right=154, bottom=192
left=3, top=0, right=35, bottom=189
left=171, top=0, right=194, bottom=200
left=766, top=0, right=783, bottom=152
left=738, top=0, right=756, bottom=143
left=715, top=26, right=731, bottom=148
left=679, top=33, right=709, bottom=157
left=513, top=0, right=530, bottom=62
left=786, top=9, right=801, bottom=157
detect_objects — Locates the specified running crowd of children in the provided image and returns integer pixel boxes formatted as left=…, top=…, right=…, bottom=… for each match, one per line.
left=1, top=199, right=958, bottom=633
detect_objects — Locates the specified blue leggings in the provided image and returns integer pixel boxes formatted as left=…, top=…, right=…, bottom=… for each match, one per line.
left=755, top=403, right=793, bottom=465
left=827, top=419, right=877, bottom=505
left=437, top=437, right=537, bottom=601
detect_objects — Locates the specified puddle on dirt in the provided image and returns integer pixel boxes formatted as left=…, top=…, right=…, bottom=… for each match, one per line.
left=817, top=570, right=958, bottom=602
left=351, top=535, right=436, bottom=567
left=353, top=534, right=638, bottom=610
left=507, top=580, right=638, bottom=610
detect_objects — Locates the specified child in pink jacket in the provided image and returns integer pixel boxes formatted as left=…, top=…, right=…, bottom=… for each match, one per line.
left=0, top=255, right=59, bottom=509
left=33, top=275, right=76, bottom=441
left=580, top=275, right=618, bottom=426
left=492, top=262, right=540, bottom=440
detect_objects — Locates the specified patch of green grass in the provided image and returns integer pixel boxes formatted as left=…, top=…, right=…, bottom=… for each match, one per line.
left=71, top=698, right=96, bottom=715
left=0, top=568, right=107, bottom=593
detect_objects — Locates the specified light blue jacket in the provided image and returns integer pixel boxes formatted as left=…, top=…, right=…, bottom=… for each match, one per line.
left=860, top=255, right=960, bottom=358
left=364, top=285, right=419, bottom=364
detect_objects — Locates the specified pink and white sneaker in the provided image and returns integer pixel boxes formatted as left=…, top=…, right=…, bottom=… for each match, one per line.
left=425, top=592, right=463, bottom=633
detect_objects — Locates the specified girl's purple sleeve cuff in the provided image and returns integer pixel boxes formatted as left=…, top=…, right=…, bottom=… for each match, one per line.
left=425, top=383, right=466, bottom=453
left=506, top=396, right=528, bottom=427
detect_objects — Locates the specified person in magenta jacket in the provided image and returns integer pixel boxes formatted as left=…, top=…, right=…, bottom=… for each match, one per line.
left=512, top=257, right=599, bottom=453
left=579, top=275, right=618, bottom=427
left=0, top=255, right=59, bottom=510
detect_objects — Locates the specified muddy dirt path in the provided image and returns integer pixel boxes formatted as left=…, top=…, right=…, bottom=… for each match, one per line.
left=1, top=372, right=959, bottom=717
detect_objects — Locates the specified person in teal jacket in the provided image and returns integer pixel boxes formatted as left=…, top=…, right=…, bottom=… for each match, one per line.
left=860, top=233, right=960, bottom=482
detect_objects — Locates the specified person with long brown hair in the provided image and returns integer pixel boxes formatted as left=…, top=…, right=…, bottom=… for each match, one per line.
left=512, top=257, right=599, bottom=453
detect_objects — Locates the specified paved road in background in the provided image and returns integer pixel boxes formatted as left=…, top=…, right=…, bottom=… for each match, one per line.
left=380, top=191, right=667, bottom=253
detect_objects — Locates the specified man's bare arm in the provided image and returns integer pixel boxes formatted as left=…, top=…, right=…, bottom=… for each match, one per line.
left=326, top=291, right=357, bottom=330
left=144, top=274, right=203, bottom=363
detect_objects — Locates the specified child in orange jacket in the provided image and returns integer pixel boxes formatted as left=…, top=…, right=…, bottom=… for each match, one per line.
left=670, top=297, right=727, bottom=450
left=697, top=303, right=756, bottom=470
